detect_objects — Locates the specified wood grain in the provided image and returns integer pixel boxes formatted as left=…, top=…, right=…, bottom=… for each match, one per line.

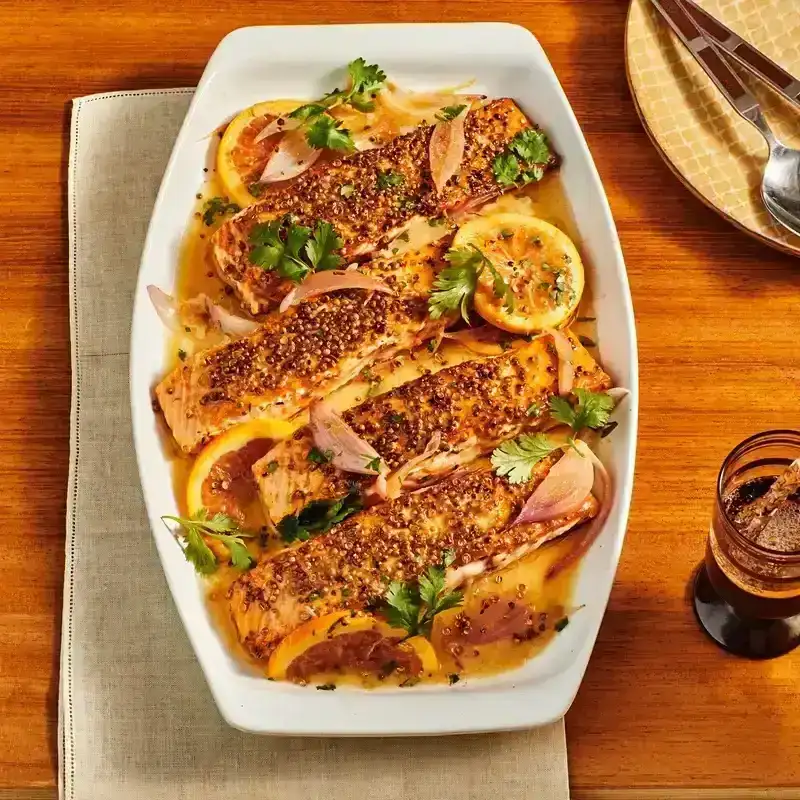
left=0, top=0, right=798, bottom=795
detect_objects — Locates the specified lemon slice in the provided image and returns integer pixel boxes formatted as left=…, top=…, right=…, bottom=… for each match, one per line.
left=186, top=418, right=297, bottom=525
left=217, top=99, right=302, bottom=207
left=453, top=212, right=584, bottom=333
left=267, top=611, right=406, bottom=680
left=400, top=635, right=440, bottom=675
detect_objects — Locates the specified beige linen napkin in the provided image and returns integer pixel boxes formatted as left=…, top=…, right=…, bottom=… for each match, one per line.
left=63, top=88, right=570, bottom=800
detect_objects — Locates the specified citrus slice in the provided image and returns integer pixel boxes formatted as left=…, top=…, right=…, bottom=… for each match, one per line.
left=400, top=635, right=440, bottom=674
left=186, top=418, right=296, bottom=528
left=267, top=611, right=407, bottom=680
left=217, top=99, right=303, bottom=208
left=452, top=212, right=584, bottom=334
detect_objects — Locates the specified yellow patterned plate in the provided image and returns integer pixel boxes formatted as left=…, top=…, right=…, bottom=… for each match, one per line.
left=626, top=0, right=800, bottom=256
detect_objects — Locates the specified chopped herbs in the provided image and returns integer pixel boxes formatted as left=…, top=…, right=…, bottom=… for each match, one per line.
left=308, top=446, right=334, bottom=465
left=427, top=216, right=446, bottom=227
left=599, top=420, right=618, bottom=439
left=248, top=182, right=265, bottom=198
left=428, top=245, right=512, bottom=322
left=249, top=216, right=343, bottom=282
left=395, top=231, right=410, bottom=243
left=265, top=460, right=279, bottom=475
left=499, top=229, right=514, bottom=239
left=382, top=549, right=463, bottom=638
left=377, top=170, right=404, bottom=189
left=578, top=335, right=597, bottom=348
left=388, top=412, right=405, bottom=424
left=435, top=104, right=467, bottom=122
left=525, top=403, right=544, bottom=418
left=161, top=509, right=256, bottom=574
left=492, top=129, right=551, bottom=188
left=363, top=455, right=382, bottom=473
left=201, top=196, right=240, bottom=226
left=177, top=349, right=187, bottom=361
left=277, top=490, right=363, bottom=543
left=491, top=433, right=560, bottom=484
left=555, top=617, right=570, bottom=632
left=316, top=683, right=337, bottom=691
left=339, top=183, right=355, bottom=198
left=549, top=389, right=614, bottom=432
left=448, top=673, right=461, bottom=685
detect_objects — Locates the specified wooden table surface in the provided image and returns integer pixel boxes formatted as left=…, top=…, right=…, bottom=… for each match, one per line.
left=2, top=0, right=799, bottom=797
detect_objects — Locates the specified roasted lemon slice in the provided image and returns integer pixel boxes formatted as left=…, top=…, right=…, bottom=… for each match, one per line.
left=186, top=418, right=296, bottom=526
left=217, top=99, right=302, bottom=208
left=267, top=611, right=408, bottom=680
left=453, top=212, right=584, bottom=334
left=400, top=635, right=440, bottom=674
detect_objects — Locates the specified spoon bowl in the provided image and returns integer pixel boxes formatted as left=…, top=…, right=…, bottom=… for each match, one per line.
left=761, top=138, right=800, bottom=239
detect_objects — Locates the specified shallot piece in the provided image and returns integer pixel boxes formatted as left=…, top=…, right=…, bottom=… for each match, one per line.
left=512, top=441, right=595, bottom=527
left=380, top=86, right=474, bottom=123
left=278, top=271, right=393, bottom=313
left=253, top=115, right=303, bottom=144
left=259, top=129, right=322, bottom=183
left=384, top=432, right=443, bottom=500
left=205, top=301, right=260, bottom=336
left=309, top=401, right=389, bottom=477
left=147, top=285, right=181, bottom=332
left=547, top=445, right=612, bottom=579
left=545, top=327, right=575, bottom=396
left=429, top=108, right=466, bottom=193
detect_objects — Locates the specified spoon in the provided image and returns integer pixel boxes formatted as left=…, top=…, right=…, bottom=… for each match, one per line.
left=650, top=0, right=800, bottom=238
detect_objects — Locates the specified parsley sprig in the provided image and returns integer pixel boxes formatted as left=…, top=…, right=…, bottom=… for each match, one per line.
left=162, top=509, right=255, bottom=574
left=491, top=390, right=615, bottom=483
left=287, top=58, right=387, bottom=152
left=493, top=129, right=551, bottom=188
left=202, top=196, right=241, bottom=226
left=435, top=104, right=467, bottom=122
left=277, top=490, right=363, bottom=543
left=382, top=549, right=464, bottom=638
left=248, top=216, right=343, bottom=282
left=428, top=245, right=513, bottom=322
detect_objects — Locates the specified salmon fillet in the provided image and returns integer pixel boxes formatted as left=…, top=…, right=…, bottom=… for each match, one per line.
left=253, top=332, right=611, bottom=524
left=228, top=455, right=598, bottom=660
left=156, top=243, right=450, bottom=453
left=212, top=99, right=554, bottom=315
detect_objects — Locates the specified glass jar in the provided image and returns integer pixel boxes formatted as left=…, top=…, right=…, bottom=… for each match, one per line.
left=693, top=430, right=800, bottom=658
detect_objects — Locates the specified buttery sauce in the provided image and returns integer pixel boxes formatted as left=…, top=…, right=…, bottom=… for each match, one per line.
left=163, top=94, right=596, bottom=687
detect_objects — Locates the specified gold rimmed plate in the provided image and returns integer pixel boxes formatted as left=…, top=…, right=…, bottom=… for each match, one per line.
left=626, top=0, right=800, bottom=256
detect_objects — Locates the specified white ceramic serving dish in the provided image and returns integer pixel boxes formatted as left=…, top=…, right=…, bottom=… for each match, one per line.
left=130, top=22, right=638, bottom=736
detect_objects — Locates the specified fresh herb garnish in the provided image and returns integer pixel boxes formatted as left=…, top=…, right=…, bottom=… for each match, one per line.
left=382, top=549, right=463, bottom=638
left=308, top=447, right=334, bottom=465
left=248, top=182, right=265, bottom=198
left=448, top=673, right=461, bottom=685
left=491, top=433, right=560, bottom=484
left=161, top=509, right=255, bottom=574
left=265, top=460, right=279, bottom=474
left=492, top=129, right=551, bottom=188
left=249, top=217, right=343, bottom=282
left=388, top=412, right=405, bottom=424
left=377, top=170, right=404, bottom=189
left=306, top=114, right=355, bottom=152
left=549, top=389, right=614, bottom=432
left=363, top=455, right=382, bottom=473
left=177, top=349, right=187, bottom=361
left=435, top=104, right=467, bottom=122
left=555, top=616, right=570, bottom=632
left=526, top=403, right=543, bottom=418
left=316, top=683, right=337, bottom=691
left=202, top=196, right=241, bottom=226
left=428, top=245, right=513, bottom=322
left=277, top=490, right=362, bottom=543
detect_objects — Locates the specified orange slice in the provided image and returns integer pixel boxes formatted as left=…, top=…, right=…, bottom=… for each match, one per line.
left=400, top=635, right=440, bottom=674
left=216, top=99, right=303, bottom=208
left=186, top=418, right=296, bottom=528
left=453, top=212, right=584, bottom=334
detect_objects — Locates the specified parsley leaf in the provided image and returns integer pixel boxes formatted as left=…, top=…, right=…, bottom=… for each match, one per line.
left=491, top=434, right=560, bottom=484
left=377, top=170, right=404, bottom=189
left=363, top=455, right=382, bottom=473
left=492, top=128, right=551, bottom=188
left=249, top=216, right=342, bottom=282
left=202, top=196, right=241, bottom=226
left=288, top=102, right=330, bottom=121
left=306, top=114, right=355, bottom=152
left=381, top=550, right=463, bottom=638
left=308, top=447, right=334, bottom=464
left=484, top=259, right=515, bottom=311
left=161, top=509, right=256, bottom=574
left=435, top=104, right=467, bottom=122
left=277, top=491, right=362, bottom=543
left=555, top=616, right=570, bottom=632
left=304, top=220, right=343, bottom=271
left=346, top=57, right=387, bottom=111
left=549, top=389, right=614, bottom=432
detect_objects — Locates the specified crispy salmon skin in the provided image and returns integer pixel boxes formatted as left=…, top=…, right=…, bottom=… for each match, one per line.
left=228, top=456, right=598, bottom=660
left=253, top=332, right=611, bottom=524
left=156, top=243, right=450, bottom=453
left=212, top=99, right=554, bottom=314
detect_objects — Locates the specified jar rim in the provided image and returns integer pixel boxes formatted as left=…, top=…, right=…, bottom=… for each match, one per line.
left=717, top=429, right=800, bottom=561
